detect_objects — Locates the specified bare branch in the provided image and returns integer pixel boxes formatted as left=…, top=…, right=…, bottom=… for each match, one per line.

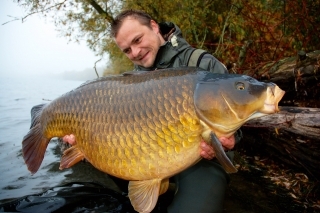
left=88, top=0, right=114, bottom=23
left=215, top=4, right=234, bottom=55
left=94, top=58, right=102, bottom=78
left=2, top=0, right=68, bottom=25
left=22, top=0, right=68, bottom=22
left=89, top=31, right=108, bottom=49
left=2, top=16, right=20, bottom=25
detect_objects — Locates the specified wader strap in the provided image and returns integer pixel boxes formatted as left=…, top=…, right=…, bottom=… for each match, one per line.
left=187, top=49, right=208, bottom=67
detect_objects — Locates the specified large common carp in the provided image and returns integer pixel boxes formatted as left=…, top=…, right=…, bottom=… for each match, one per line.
left=22, top=67, right=285, bottom=213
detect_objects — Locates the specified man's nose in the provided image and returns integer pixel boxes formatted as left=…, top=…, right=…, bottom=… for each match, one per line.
left=131, top=46, right=141, bottom=58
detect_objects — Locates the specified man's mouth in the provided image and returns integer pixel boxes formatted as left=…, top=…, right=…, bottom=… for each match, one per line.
left=139, top=52, right=149, bottom=61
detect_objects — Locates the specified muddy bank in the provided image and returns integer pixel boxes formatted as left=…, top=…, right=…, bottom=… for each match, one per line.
left=224, top=149, right=320, bottom=212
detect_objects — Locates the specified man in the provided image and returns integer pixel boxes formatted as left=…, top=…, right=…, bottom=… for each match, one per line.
left=64, top=9, right=239, bottom=213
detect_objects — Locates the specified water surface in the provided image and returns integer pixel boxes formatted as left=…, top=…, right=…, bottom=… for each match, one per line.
left=0, top=76, right=117, bottom=203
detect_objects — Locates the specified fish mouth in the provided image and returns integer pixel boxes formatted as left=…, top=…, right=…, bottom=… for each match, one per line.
left=263, top=85, right=285, bottom=113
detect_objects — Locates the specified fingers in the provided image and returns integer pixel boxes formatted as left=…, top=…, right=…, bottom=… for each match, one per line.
left=200, top=141, right=215, bottom=160
left=62, top=135, right=69, bottom=142
left=200, top=134, right=236, bottom=160
left=219, top=135, right=235, bottom=150
left=62, top=134, right=76, bottom=145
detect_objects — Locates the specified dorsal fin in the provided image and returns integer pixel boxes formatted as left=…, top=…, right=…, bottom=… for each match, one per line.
left=122, top=70, right=150, bottom=76
left=128, top=179, right=162, bottom=213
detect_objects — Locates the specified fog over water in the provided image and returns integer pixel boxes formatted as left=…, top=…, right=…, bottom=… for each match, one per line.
left=0, top=1, right=104, bottom=78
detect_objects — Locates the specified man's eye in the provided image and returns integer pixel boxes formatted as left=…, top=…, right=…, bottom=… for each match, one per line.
left=124, top=49, right=131, bottom=54
left=135, top=37, right=141, bottom=43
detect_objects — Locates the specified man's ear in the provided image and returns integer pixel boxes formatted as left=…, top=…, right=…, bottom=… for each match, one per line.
left=150, top=20, right=160, bottom=33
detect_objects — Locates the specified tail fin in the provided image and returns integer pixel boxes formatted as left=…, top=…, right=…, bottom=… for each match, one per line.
left=22, top=104, right=50, bottom=174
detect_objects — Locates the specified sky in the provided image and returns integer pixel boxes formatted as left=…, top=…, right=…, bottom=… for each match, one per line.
left=0, top=1, right=105, bottom=78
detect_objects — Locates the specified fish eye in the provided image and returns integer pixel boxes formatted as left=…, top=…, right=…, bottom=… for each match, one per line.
left=236, top=82, right=245, bottom=90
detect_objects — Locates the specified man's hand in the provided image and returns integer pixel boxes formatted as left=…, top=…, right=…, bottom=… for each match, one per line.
left=200, top=135, right=236, bottom=160
left=62, top=134, right=76, bottom=145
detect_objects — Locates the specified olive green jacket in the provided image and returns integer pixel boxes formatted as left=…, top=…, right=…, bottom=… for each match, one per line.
left=134, top=22, right=227, bottom=74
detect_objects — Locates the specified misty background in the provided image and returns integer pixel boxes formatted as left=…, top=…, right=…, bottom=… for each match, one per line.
left=0, top=1, right=106, bottom=80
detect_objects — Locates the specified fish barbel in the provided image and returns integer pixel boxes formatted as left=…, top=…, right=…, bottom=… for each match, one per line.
left=22, top=67, right=285, bottom=212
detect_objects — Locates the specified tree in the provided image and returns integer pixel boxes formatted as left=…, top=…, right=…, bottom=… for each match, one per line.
left=13, top=0, right=320, bottom=75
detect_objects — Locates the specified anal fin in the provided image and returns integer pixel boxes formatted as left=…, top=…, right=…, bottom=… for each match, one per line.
left=59, top=146, right=84, bottom=170
left=128, top=179, right=162, bottom=213
left=159, top=178, right=169, bottom=195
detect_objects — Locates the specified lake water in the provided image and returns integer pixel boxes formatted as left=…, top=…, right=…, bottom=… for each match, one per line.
left=0, top=76, right=119, bottom=204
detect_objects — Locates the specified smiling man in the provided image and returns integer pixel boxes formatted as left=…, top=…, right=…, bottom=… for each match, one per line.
left=111, top=10, right=238, bottom=213
left=64, top=9, right=239, bottom=213
left=114, top=16, right=165, bottom=68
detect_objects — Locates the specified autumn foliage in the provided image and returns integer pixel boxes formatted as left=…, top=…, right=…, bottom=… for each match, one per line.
left=15, top=0, right=320, bottom=75
left=124, top=0, right=320, bottom=75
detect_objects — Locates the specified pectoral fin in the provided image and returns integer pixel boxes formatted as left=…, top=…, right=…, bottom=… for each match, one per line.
left=128, top=179, right=162, bottom=213
left=210, top=132, right=238, bottom=173
left=59, top=146, right=84, bottom=170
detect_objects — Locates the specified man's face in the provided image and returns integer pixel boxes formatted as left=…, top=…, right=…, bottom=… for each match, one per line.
left=115, top=18, right=165, bottom=68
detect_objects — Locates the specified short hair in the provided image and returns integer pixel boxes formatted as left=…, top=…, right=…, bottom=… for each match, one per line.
left=110, top=9, right=154, bottom=38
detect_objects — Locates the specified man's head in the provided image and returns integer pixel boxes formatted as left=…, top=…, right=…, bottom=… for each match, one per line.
left=111, top=10, right=165, bottom=68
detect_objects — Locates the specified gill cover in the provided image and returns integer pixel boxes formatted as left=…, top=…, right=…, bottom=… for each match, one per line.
left=193, top=73, right=268, bottom=136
